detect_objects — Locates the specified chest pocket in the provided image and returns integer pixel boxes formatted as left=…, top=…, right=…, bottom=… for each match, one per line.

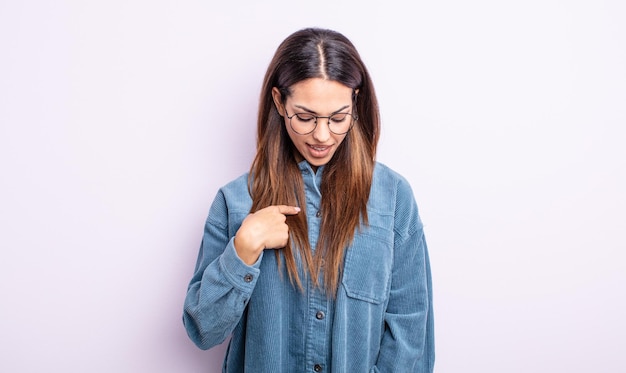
left=341, top=211, right=394, bottom=304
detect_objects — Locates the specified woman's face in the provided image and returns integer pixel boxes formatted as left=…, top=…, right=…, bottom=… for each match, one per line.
left=272, top=78, right=355, bottom=171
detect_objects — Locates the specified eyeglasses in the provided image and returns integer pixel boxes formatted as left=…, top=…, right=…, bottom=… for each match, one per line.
left=285, top=109, right=357, bottom=135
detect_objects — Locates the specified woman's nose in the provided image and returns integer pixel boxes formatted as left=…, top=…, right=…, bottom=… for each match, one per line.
left=312, top=118, right=331, bottom=142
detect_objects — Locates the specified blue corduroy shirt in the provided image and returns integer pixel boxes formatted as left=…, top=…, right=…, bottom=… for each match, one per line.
left=183, top=161, right=435, bottom=372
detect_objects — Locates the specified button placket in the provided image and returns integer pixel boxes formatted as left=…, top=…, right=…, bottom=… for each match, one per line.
left=301, top=162, right=328, bottom=371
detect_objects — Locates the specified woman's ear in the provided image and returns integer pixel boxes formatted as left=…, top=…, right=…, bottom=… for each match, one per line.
left=271, top=87, right=284, bottom=116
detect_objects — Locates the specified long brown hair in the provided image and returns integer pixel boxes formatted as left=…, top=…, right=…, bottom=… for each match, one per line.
left=249, top=28, right=380, bottom=296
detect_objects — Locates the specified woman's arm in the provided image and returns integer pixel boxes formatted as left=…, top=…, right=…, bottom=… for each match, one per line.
left=182, top=189, right=300, bottom=350
left=374, top=180, right=435, bottom=372
left=182, top=190, right=261, bottom=350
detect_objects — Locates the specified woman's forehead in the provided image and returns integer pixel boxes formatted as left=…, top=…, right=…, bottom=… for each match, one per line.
left=288, top=78, right=353, bottom=108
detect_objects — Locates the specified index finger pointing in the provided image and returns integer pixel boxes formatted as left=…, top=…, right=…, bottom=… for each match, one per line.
left=275, top=205, right=301, bottom=215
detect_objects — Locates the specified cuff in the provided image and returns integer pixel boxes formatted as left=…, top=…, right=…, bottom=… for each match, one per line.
left=219, top=237, right=263, bottom=293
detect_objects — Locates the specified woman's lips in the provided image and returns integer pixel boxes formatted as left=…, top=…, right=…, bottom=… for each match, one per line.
left=307, top=144, right=332, bottom=158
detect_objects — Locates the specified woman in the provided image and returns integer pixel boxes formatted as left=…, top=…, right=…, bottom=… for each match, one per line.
left=183, top=27, right=435, bottom=372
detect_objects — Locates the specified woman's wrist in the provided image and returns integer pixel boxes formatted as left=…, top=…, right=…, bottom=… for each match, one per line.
left=234, top=233, right=263, bottom=265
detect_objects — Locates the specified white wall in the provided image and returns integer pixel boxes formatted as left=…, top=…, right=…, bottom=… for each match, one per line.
left=1, top=1, right=624, bottom=372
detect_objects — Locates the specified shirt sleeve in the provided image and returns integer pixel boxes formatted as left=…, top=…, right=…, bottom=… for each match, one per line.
left=182, top=189, right=262, bottom=350
left=374, top=179, right=435, bottom=372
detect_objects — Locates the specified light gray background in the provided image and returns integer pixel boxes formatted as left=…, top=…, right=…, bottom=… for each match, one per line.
left=1, top=1, right=624, bottom=372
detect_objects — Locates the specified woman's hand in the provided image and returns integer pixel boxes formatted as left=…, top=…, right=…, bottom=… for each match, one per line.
left=234, top=205, right=300, bottom=265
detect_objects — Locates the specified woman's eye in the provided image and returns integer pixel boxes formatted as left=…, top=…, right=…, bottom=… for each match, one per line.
left=330, top=114, right=348, bottom=123
left=296, top=114, right=315, bottom=122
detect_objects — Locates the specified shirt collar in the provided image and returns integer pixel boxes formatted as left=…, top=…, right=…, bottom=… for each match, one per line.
left=298, top=159, right=324, bottom=176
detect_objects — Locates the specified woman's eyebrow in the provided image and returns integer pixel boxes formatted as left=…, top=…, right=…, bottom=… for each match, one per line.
left=293, top=104, right=351, bottom=114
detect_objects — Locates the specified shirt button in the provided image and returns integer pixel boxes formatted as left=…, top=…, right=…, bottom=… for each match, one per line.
left=315, top=210, right=321, bottom=218
left=314, top=364, right=323, bottom=372
left=243, top=274, right=253, bottom=282
left=316, top=311, right=325, bottom=320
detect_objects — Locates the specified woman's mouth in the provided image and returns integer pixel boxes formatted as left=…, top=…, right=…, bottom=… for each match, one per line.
left=307, top=144, right=332, bottom=158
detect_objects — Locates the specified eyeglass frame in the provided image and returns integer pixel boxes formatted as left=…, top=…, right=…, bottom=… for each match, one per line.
left=283, top=107, right=358, bottom=135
